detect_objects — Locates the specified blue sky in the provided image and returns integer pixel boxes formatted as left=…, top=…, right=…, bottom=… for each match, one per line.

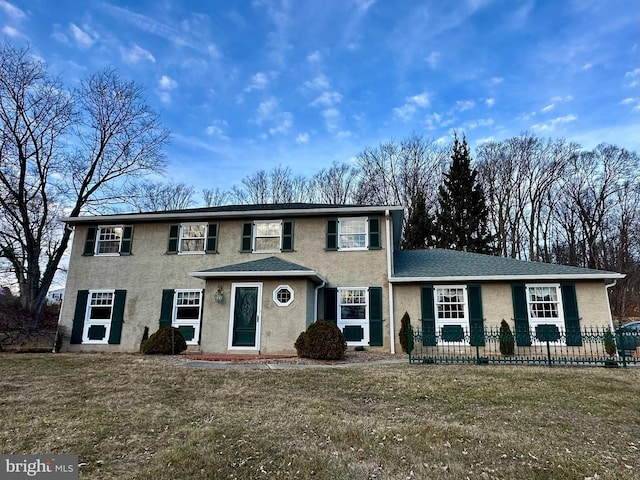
left=2, top=0, right=639, bottom=193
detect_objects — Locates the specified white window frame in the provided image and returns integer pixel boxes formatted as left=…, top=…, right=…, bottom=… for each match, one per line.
left=526, top=284, right=565, bottom=342
left=82, top=289, right=115, bottom=344
left=273, top=285, right=294, bottom=307
left=338, top=217, right=368, bottom=251
left=178, top=223, right=207, bottom=254
left=172, top=289, right=203, bottom=345
left=253, top=220, right=282, bottom=253
left=337, top=287, right=370, bottom=346
left=95, top=226, right=123, bottom=256
left=434, top=285, right=469, bottom=344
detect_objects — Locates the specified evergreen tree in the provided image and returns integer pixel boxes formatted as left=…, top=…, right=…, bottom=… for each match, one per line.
left=401, top=190, right=435, bottom=249
left=435, top=133, right=495, bottom=253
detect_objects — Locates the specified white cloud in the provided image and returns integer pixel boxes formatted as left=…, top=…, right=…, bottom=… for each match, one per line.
left=254, top=97, right=293, bottom=136
left=255, top=97, right=279, bottom=125
left=551, top=95, right=573, bottom=102
left=393, top=104, right=417, bottom=121
left=488, top=77, right=503, bottom=86
left=322, top=108, right=341, bottom=131
left=205, top=119, right=229, bottom=140
left=582, top=63, right=592, bottom=70
left=336, top=130, right=352, bottom=140
left=355, top=0, right=376, bottom=11
left=408, top=92, right=430, bottom=108
left=158, top=75, right=177, bottom=90
left=304, top=74, right=330, bottom=91
left=0, top=1, right=25, bottom=19
left=541, top=104, right=555, bottom=113
left=620, top=98, right=635, bottom=105
left=463, top=118, right=494, bottom=130
left=532, top=114, right=577, bottom=132
left=426, top=51, right=440, bottom=69
left=69, top=23, right=96, bottom=49
left=393, top=91, right=430, bottom=121
left=268, top=112, right=293, bottom=135
left=2, top=25, right=20, bottom=37
left=625, top=68, right=640, bottom=87
left=245, top=72, right=269, bottom=92
left=296, top=132, right=309, bottom=144
left=310, top=91, right=343, bottom=108
left=307, top=51, right=322, bottom=63
left=455, top=100, right=475, bottom=111
left=120, top=44, right=155, bottom=64
left=485, top=98, right=495, bottom=107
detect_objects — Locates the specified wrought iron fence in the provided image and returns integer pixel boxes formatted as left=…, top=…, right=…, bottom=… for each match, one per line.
left=407, top=324, right=640, bottom=368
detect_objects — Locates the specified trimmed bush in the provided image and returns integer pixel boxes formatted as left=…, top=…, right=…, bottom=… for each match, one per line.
left=295, top=320, right=346, bottom=360
left=141, top=326, right=187, bottom=355
left=499, top=319, right=515, bottom=356
left=398, top=311, right=414, bottom=354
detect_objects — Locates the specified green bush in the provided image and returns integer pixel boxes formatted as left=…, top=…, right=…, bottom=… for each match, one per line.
left=141, top=326, right=187, bottom=355
left=398, top=311, right=414, bottom=354
left=603, top=331, right=616, bottom=357
left=295, top=320, right=346, bottom=360
left=499, top=319, right=515, bottom=356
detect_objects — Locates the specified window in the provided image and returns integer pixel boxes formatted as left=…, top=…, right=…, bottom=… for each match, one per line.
left=339, top=217, right=367, bottom=250
left=339, top=288, right=367, bottom=321
left=273, top=285, right=294, bottom=306
left=173, top=289, right=203, bottom=345
left=254, top=221, right=282, bottom=252
left=96, top=227, right=122, bottom=255
left=82, top=290, right=114, bottom=344
left=180, top=224, right=206, bottom=253
left=434, top=286, right=469, bottom=342
left=526, top=284, right=564, bottom=333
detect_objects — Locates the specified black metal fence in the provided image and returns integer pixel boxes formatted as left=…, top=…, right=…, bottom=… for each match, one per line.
left=408, top=324, right=640, bottom=368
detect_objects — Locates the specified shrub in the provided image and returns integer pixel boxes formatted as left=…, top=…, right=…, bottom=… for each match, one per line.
left=54, top=326, right=65, bottom=353
left=398, top=311, right=414, bottom=354
left=499, top=319, right=515, bottom=356
left=603, top=331, right=616, bottom=357
left=139, top=326, right=149, bottom=352
left=141, top=326, right=187, bottom=355
left=295, top=320, right=346, bottom=360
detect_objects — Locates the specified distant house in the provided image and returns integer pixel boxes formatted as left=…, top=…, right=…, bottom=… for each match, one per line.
left=57, top=203, right=623, bottom=354
left=47, top=288, right=65, bottom=304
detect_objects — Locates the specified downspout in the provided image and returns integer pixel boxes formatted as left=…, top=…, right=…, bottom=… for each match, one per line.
left=386, top=209, right=396, bottom=354
left=314, top=278, right=327, bottom=323
left=605, top=280, right=617, bottom=332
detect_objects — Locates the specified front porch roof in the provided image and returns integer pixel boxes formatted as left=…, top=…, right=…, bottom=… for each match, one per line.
left=189, top=256, right=327, bottom=284
left=392, top=249, right=625, bottom=282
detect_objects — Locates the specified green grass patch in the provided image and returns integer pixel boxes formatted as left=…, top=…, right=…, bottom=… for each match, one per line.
left=0, top=354, right=638, bottom=479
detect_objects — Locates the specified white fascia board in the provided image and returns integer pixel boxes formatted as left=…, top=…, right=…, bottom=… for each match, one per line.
left=189, top=269, right=327, bottom=284
left=390, top=273, right=626, bottom=283
left=60, top=205, right=405, bottom=224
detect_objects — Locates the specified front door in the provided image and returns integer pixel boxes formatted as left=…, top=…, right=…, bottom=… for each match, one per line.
left=229, top=283, right=262, bottom=350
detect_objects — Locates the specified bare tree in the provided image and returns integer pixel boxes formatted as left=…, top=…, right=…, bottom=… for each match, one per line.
left=127, top=182, right=196, bottom=211
left=312, top=161, right=360, bottom=204
left=0, top=43, right=168, bottom=325
left=203, top=187, right=230, bottom=207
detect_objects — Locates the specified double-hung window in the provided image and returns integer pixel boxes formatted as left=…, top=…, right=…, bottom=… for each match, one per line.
left=254, top=221, right=282, bottom=252
left=96, top=227, right=122, bottom=255
left=434, top=286, right=469, bottom=343
left=337, top=287, right=370, bottom=346
left=82, top=290, right=115, bottom=344
left=84, top=225, right=133, bottom=256
left=180, top=224, right=207, bottom=253
left=526, top=284, right=564, bottom=336
left=173, top=289, right=203, bottom=345
left=338, top=217, right=368, bottom=250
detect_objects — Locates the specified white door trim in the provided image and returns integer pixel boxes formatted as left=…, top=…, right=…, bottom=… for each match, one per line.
left=227, top=282, right=262, bottom=351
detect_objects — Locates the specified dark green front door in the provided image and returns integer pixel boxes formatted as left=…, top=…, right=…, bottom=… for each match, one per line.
left=232, top=286, right=259, bottom=347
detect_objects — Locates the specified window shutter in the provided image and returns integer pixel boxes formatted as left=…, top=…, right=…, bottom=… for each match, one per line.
left=420, top=285, right=436, bottom=346
left=206, top=223, right=218, bottom=253
left=561, top=283, right=582, bottom=346
left=368, top=217, right=381, bottom=250
left=83, top=228, right=97, bottom=256
left=160, top=289, right=174, bottom=328
left=108, top=290, right=127, bottom=344
left=71, top=290, right=89, bottom=344
left=512, top=283, right=531, bottom=346
left=167, top=225, right=179, bottom=254
left=282, top=221, right=294, bottom=252
left=120, top=226, right=134, bottom=255
left=326, top=219, right=338, bottom=251
left=323, top=287, right=337, bottom=324
left=240, top=222, right=252, bottom=252
left=369, top=287, right=383, bottom=346
left=468, top=284, right=485, bottom=346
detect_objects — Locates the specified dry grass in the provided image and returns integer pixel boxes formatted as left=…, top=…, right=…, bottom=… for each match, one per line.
left=0, top=353, right=639, bottom=480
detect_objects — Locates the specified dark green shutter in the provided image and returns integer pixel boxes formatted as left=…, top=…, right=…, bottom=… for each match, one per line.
left=160, top=289, right=174, bottom=328
left=420, top=285, right=436, bottom=346
left=561, top=283, right=582, bottom=346
left=369, top=287, right=383, bottom=346
left=368, top=217, right=381, bottom=250
left=206, top=223, right=218, bottom=253
left=167, top=225, right=179, bottom=254
left=326, top=219, right=338, bottom=251
left=70, top=290, right=89, bottom=344
left=108, top=290, right=126, bottom=344
left=512, top=283, right=531, bottom=346
left=324, top=287, right=337, bottom=324
left=468, top=284, right=485, bottom=346
left=241, top=222, right=252, bottom=252
left=83, top=227, right=97, bottom=256
left=282, top=221, right=294, bottom=252
left=120, top=226, right=133, bottom=255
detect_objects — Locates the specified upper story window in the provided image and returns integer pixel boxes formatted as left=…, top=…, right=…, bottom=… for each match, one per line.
left=83, top=226, right=133, bottom=256
left=167, top=223, right=218, bottom=254
left=241, top=220, right=294, bottom=253
left=326, top=217, right=381, bottom=251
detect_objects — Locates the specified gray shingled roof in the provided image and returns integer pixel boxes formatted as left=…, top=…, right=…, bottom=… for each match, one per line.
left=392, top=249, right=623, bottom=281
left=190, top=256, right=325, bottom=283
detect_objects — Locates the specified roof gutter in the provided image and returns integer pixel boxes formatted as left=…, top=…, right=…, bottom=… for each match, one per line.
left=605, top=280, right=618, bottom=333
left=389, top=273, right=626, bottom=283
left=189, top=269, right=327, bottom=284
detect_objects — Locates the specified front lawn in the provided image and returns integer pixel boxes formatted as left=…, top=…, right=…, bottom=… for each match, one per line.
left=0, top=354, right=638, bottom=479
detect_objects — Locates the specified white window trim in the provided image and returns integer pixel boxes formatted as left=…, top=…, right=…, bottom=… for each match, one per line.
left=252, top=220, right=283, bottom=253
left=273, top=285, right=294, bottom=307
left=178, top=223, right=207, bottom=255
left=172, top=289, right=203, bottom=345
left=337, top=217, right=368, bottom=251
left=228, top=282, right=263, bottom=351
left=525, top=283, right=565, bottom=343
left=95, top=226, right=123, bottom=256
left=433, top=285, right=469, bottom=344
left=82, top=289, right=115, bottom=344
left=337, top=287, right=370, bottom=346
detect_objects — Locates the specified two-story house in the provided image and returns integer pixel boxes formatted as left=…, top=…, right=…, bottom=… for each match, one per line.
left=58, top=203, right=623, bottom=355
